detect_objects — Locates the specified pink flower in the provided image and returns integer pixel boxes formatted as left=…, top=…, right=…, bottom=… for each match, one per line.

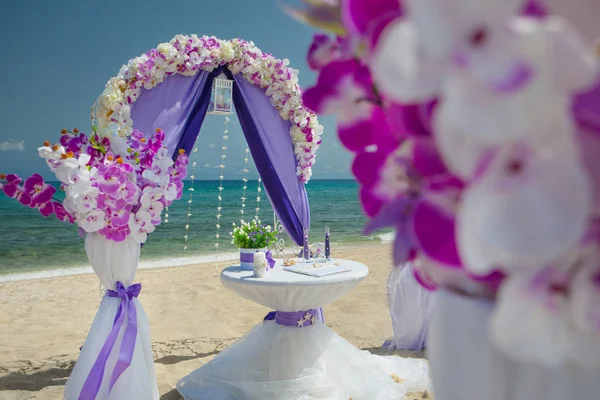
left=97, top=194, right=126, bottom=211
left=98, top=167, right=124, bottom=195
left=341, top=0, right=404, bottom=49
left=108, top=208, right=131, bottom=227
left=53, top=202, right=74, bottom=223
left=307, top=34, right=343, bottom=70
left=3, top=179, right=32, bottom=207
left=114, top=181, right=139, bottom=204
left=303, top=59, right=396, bottom=152
left=175, top=152, right=189, bottom=167
left=99, top=223, right=130, bottom=242
left=37, top=201, right=55, bottom=217
left=22, top=174, right=56, bottom=207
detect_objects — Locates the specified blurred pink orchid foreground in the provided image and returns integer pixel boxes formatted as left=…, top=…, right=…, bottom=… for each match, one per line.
left=285, top=0, right=600, bottom=367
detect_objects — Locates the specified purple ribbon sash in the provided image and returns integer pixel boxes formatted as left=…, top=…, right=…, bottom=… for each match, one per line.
left=240, top=252, right=255, bottom=263
left=263, top=309, right=322, bottom=327
left=265, top=250, right=275, bottom=270
left=79, top=282, right=141, bottom=400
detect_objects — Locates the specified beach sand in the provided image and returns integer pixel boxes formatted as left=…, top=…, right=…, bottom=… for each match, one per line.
left=0, top=242, right=431, bottom=400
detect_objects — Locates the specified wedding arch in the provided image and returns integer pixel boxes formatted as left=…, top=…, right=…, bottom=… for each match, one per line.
left=94, top=34, right=324, bottom=246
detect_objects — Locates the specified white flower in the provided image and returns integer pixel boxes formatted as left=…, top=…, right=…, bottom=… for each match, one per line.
left=128, top=210, right=155, bottom=243
left=55, top=154, right=91, bottom=184
left=457, top=143, right=591, bottom=274
left=68, top=165, right=97, bottom=195
left=140, top=187, right=164, bottom=208
left=74, top=187, right=100, bottom=213
left=163, top=182, right=178, bottom=202
left=38, top=145, right=65, bottom=161
left=79, top=209, right=106, bottom=233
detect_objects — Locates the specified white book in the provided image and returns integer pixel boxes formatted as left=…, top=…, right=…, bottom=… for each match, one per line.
left=283, top=262, right=351, bottom=277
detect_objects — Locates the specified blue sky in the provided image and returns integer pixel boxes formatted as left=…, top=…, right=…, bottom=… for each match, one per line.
left=0, top=0, right=351, bottom=180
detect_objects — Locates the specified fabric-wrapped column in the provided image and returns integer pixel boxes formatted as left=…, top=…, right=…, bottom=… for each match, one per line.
left=64, top=233, right=158, bottom=400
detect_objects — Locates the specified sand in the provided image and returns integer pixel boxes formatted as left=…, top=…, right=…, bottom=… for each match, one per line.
left=0, top=242, right=431, bottom=400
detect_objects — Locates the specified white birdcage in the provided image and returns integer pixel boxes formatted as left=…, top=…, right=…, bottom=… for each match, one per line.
left=207, top=73, right=234, bottom=115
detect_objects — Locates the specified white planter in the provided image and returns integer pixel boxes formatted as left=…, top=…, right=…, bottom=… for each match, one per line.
left=428, top=289, right=600, bottom=400
left=239, top=248, right=267, bottom=270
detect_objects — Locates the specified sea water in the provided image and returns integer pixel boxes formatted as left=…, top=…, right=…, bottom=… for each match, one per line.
left=0, top=179, right=393, bottom=281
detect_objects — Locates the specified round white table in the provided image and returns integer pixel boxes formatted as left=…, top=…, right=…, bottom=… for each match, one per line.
left=177, top=259, right=431, bottom=400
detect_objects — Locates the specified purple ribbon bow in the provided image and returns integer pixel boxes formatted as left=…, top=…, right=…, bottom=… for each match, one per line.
left=265, top=250, right=276, bottom=270
left=79, top=281, right=141, bottom=400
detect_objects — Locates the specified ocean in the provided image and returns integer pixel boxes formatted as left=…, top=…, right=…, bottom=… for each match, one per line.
left=0, top=179, right=393, bottom=281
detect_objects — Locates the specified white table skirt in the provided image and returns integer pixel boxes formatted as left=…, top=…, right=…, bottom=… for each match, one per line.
left=177, top=259, right=432, bottom=400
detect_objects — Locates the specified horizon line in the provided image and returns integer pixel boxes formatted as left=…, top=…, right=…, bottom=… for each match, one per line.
left=42, top=178, right=356, bottom=183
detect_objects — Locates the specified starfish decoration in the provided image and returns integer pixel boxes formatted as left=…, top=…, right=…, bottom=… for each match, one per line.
left=303, top=312, right=313, bottom=323
left=310, top=314, right=317, bottom=325
left=297, top=316, right=306, bottom=327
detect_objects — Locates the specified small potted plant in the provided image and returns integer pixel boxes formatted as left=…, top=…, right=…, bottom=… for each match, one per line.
left=231, top=218, right=278, bottom=270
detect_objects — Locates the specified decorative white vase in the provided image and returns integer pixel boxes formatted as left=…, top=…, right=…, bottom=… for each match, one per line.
left=239, top=248, right=266, bottom=270
left=428, top=289, right=600, bottom=400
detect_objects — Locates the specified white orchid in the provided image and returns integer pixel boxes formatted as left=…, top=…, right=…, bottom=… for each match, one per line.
left=79, top=209, right=106, bottom=233
left=54, top=154, right=91, bottom=184
left=128, top=210, right=155, bottom=243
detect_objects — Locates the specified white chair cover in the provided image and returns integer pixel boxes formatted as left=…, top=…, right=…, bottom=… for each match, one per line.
left=385, top=263, right=435, bottom=351
left=63, top=233, right=158, bottom=400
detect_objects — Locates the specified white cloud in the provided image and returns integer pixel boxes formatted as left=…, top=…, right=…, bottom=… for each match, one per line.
left=0, top=139, right=25, bottom=152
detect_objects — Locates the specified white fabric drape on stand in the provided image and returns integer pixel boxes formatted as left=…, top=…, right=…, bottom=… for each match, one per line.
left=178, top=262, right=431, bottom=400
left=428, top=289, right=600, bottom=400
left=63, top=233, right=158, bottom=400
left=385, top=263, right=435, bottom=351
left=178, top=321, right=431, bottom=400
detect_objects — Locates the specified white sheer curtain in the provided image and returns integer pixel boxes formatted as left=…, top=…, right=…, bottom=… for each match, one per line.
left=385, top=263, right=435, bottom=351
left=63, top=233, right=158, bottom=400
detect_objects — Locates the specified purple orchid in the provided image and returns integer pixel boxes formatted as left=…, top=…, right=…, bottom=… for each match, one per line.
left=341, top=0, right=404, bottom=49
left=2, top=175, right=33, bottom=207
left=302, top=59, right=396, bottom=152
left=22, top=174, right=56, bottom=208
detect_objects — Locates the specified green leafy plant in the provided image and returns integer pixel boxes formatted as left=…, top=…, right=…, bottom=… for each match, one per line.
left=231, top=218, right=278, bottom=249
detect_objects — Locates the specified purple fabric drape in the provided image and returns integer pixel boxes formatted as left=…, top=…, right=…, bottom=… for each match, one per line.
left=130, top=72, right=209, bottom=156
left=172, top=66, right=309, bottom=244
left=128, top=66, right=309, bottom=245
left=232, top=73, right=310, bottom=245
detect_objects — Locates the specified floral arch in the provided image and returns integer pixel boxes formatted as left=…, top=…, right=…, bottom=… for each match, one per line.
left=94, top=35, right=324, bottom=244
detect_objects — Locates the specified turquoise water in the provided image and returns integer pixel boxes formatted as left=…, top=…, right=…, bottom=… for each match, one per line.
left=0, top=179, right=391, bottom=277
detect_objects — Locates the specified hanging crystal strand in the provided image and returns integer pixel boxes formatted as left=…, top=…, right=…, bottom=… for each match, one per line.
left=215, top=117, right=229, bottom=250
left=241, top=148, right=250, bottom=223
left=184, top=144, right=199, bottom=250
left=255, top=177, right=262, bottom=220
left=164, top=206, right=169, bottom=224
